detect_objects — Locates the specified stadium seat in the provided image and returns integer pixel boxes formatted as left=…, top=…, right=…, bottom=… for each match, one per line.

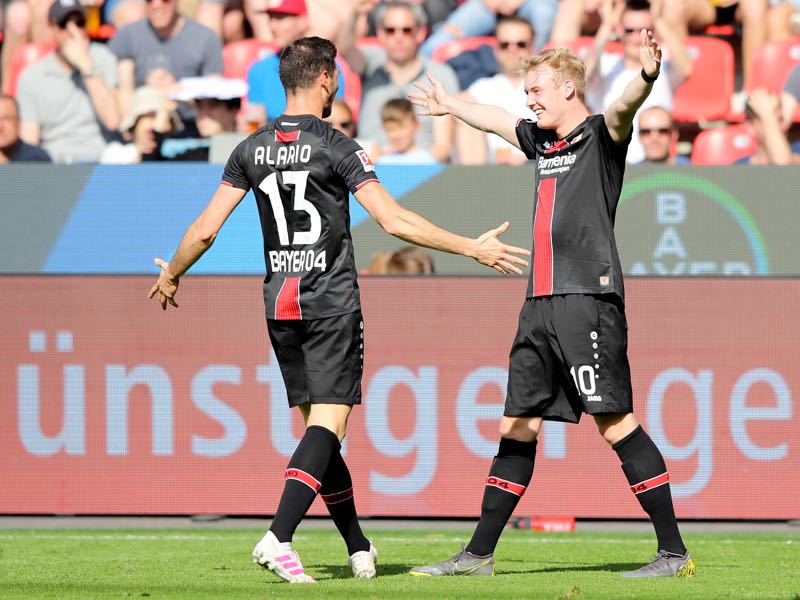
left=431, top=36, right=496, bottom=63
left=4, top=41, right=56, bottom=97
left=690, top=124, right=757, bottom=165
left=222, top=39, right=278, bottom=80
left=673, top=37, right=735, bottom=123
left=748, top=38, right=800, bottom=92
left=336, top=53, right=362, bottom=122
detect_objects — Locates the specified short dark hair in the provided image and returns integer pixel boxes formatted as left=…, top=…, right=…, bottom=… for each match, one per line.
left=0, top=94, right=19, bottom=116
left=625, top=0, right=651, bottom=12
left=495, top=15, right=535, bottom=39
left=279, top=37, right=337, bottom=93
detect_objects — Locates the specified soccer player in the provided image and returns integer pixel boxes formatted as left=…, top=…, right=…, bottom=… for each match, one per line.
left=148, top=36, right=529, bottom=584
left=408, top=30, right=695, bottom=579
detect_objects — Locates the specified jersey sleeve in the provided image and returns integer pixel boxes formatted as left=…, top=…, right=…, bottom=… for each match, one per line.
left=329, top=130, right=380, bottom=193
left=515, top=119, right=539, bottom=159
left=221, top=138, right=251, bottom=190
left=590, top=114, right=630, bottom=164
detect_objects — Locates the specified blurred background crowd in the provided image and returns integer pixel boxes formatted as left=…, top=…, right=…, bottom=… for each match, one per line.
left=1, top=0, right=799, bottom=166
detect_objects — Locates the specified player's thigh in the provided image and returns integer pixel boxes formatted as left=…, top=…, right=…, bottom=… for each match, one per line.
left=499, top=415, right=543, bottom=442
left=551, top=294, right=633, bottom=415
left=267, top=318, right=309, bottom=407
left=593, top=411, right=639, bottom=445
left=306, top=403, right=353, bottom=441
left=505, top=300, right=560, bottom=418
left=302, top=310, right=364, bottom=405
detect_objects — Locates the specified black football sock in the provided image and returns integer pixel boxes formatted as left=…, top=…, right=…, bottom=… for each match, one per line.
left=320, top=451, right=370, bottom=555
left=466, top=438, right=537, bottom=557
left=613, top=425, right=687, bottom=555
left=269, top=425, right=340, bottom=544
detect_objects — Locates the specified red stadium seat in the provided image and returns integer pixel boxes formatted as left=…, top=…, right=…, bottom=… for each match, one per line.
left=690, top=124, right=757, bottom=165
left=356, top=36, right=382, bottom=50
left=222, top=39, right=278, bottom=80
left=431, top=36, right=497, bottom=63
left=747, top=38, right=800, bottom=92
left=336, top=53, right=362, bottom=122
left=673, top=37, right=735, bottom=123
left=5, top=41, right=56, bottom=97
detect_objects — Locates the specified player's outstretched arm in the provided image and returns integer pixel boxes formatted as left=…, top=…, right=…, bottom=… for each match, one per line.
left=409, top=72, right=522, bottom=150
left=355, top=182, right=529, bottom=275
left=604, top=28, right=662, bottom=143
left=148, top=184, right=247, bottom=310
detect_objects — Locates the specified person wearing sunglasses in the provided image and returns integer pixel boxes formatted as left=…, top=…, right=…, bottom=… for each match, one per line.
left=456, top=15, right=536, bottom=164
left=636, top=106, right=688, bottom=164
left=584, top=0, right=691, bottom=164
left=16, top=0, right=120, bottom=163
left=338, top=0, right=460, bottom=162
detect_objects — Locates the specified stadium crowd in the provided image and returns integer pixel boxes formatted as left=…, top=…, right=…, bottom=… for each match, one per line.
left=1, top=0, right=799, bottom=165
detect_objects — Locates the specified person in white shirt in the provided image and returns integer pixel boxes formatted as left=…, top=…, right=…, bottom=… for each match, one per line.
left=584, top=0, right=690, bottom=163
left=456, top=15, right=537, bottom=165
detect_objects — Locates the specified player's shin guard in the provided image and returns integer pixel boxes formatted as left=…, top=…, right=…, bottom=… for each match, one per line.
left=269, top=425, right=340, bottom=544
left=613, top=425, right=686, bottom=556
left=320, top=451, right=370, bottom=555
left=466, top=438, right=537, bottom=557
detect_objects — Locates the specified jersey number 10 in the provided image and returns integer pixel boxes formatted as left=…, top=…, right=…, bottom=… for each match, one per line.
left=258, top=170, right=321, bottom=246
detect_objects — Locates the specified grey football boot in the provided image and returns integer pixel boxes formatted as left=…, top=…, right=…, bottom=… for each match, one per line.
left=410, top=545, right=495, bottom=577
left=621, top=549, right=696, bottom=578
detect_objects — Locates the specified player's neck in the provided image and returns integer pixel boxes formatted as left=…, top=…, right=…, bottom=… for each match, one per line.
left=555, top=106, right=590, bottom=139
left=284, top=95, right=325, bottom=119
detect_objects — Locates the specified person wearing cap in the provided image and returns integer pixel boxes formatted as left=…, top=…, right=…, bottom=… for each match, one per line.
left=246, top=0, right=347, bottom=122
left=100, top=86, right=183, bottom=163
left=16, top=0, right=119, bottom=163
left=108, top=0, right=224, bottom=125
left=160, top=75, right=247, bottom=160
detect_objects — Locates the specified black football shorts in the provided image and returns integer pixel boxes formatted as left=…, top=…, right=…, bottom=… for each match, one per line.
left=267, top=310, right=364, bottom=407
left=505, top=294, right=633, bottom=422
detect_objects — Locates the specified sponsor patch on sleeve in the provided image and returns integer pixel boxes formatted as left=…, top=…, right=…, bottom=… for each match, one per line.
left=356, top=150, right=375, bottom=172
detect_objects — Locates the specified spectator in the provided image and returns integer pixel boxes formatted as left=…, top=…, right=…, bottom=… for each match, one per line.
left=736, top=88, right=799, bottom=165
left=162, top=75, right=248, bottom=160
left=323, top=98, right=358, bottom=137
left=376, top=97, right=437, bottom=164
left=366, top=245, right=435, bottom=273
left=1, top=0, right=53, bottom=95
left=585, top=0, right=691, bottom=163
left=636, top=106, right=688, bottom=164
left=456, top=15, right=536, bottom=164
left=339, top=0, right=460, bottom=161
left=108, top=0, right=224, bottom=123
left=0, top=94, right=52, bottom=162
left=246, top=0, right=347, bottom=121
left=102, top=0, right=146, bottom=29
left=100, top=85, right=183, bottom=163
left=17, top=0, right=119, bottom=163
left=420, top=0, right=557, bottom=57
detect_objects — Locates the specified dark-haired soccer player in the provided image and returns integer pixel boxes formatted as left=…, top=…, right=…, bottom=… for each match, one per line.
left=148, top=36, right=529, bottom=584
left=409, top=31, right=695, bottom=579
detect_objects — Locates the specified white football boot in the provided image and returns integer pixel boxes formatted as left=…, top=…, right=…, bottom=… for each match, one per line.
left=251, top=531, right=316, bottom=584
left=348, top=542, right=378, bottom=579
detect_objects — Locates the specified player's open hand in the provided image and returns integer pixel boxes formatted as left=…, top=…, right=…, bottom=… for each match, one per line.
left=409, top=73, right=452, bottom=117
left=473, top=222, right=530, bottom=275
left=148, top=258, right=180, bottom=310
left=640, top=29, right=662, bottom=78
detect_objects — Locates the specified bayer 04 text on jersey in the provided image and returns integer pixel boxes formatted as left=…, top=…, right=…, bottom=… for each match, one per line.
left=269, top=249, right=327, bottom=273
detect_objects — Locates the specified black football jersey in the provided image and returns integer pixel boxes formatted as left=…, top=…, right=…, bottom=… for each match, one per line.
left=222, top=114, right=379, bottom=320
left=516, top=114, right=629, bottom=301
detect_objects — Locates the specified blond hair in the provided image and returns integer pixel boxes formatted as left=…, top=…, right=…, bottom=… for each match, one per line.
left=520, top=48, right=586, bottom=103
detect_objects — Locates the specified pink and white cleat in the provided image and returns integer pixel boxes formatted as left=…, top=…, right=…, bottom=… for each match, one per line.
left=252, top=531, right=316, bottom=584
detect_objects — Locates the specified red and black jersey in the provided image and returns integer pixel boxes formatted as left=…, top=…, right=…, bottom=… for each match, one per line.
left=516, top=114, right=630, bottom=301
left=222, top=114, right=379, bottom=320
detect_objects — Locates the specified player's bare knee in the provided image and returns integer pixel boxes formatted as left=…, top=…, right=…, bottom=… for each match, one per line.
left=594, top=412, right=637, bottom=445
left=498, top=416, right=539, bottom=442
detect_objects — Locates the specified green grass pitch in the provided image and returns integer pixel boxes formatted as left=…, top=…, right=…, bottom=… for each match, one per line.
left=2, top=527, right=798, bottom=599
